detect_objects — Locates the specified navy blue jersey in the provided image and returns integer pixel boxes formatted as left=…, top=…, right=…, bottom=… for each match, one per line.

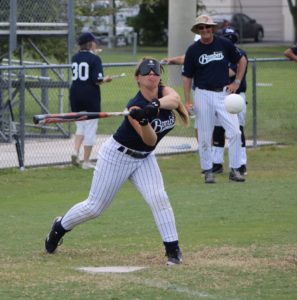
left=182, top=36, right=242, bottom=90
left=229, top=48, right=248, bottom=93
left=70, top=51, right=104, bottom=112
left=113, top=86, right=176, bottom=152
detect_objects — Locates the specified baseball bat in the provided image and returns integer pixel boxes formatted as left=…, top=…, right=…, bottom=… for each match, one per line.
left=33, top=111, right=130, bottom=125
left=8, top=100, right=25, bottom=170
left=111, top=73, right=127, bottom=79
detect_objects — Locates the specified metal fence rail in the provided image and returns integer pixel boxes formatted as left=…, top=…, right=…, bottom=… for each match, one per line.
left=0, top=58, right=295, bottom=169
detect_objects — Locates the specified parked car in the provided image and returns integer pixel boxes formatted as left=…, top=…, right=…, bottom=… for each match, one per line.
left=94, top=25, right=134, bottom=46
left=211, top=13, right=264, bottom=42
left=80, top=15, right=134, bottom=47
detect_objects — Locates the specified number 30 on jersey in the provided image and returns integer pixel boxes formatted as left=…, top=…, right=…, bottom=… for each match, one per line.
left=72, top=62, right=89, bottom=81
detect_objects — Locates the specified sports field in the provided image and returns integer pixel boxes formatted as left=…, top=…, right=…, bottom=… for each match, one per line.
left=1, top=144, right=297, bottom=299
left=1, top=44, right=297, bottom=299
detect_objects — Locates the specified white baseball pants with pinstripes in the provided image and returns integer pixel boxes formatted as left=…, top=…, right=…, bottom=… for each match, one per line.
left=213, top=92, right=247, bottom=166
left=61, top=136, right=179, bottom=243
left=194, top=88, right=242, bottom=170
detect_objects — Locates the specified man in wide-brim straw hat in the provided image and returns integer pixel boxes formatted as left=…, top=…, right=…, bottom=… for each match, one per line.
left=190, top=14, right=217, bottom=34
left=182, top=14, right=248, bottom=184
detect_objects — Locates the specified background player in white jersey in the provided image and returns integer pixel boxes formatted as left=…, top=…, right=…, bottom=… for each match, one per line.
left=44, top=58, right=189, bottom=265
left=182, top=15, right=247, bottom=184
left=212, top=27, right=248, bottom=176
left=70, top=32, right=112, bottom=170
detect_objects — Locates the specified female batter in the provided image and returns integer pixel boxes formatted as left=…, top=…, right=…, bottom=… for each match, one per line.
left=44, top=58, right=189, bottom=265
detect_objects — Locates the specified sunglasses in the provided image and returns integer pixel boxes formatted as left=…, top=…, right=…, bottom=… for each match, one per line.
left=198, top=25, right=212, bottom=30
left=138, top=59, right=161, bottom=76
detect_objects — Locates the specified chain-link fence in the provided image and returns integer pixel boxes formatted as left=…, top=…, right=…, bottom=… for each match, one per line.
left=0, top=58, right=296, bottom=169
left=245, top=58, right=297, bottom=146
left=0, top=0, right=68, bottom=24
left=0, top=62, right=197, bottom=169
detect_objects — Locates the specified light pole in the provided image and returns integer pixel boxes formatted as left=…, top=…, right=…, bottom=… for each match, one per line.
left=168, top=0, right=197, bottom=86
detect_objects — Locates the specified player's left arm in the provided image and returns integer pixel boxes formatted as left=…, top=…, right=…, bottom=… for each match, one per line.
left=159, top=86, right=190, bottom=127
left=98, top=75, right=112, bottom=84
left=226, top=55, right=247, bottom=93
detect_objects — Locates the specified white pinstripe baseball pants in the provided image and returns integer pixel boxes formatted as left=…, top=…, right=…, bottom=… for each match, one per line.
left=194, top=88, right=242, bottom=170
left=61, top=137, right=178, bottom=242
left=213, top=92, right=247, bottom=166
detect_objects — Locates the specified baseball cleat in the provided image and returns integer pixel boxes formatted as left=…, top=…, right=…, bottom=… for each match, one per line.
left=71, top=154, right=80, bottom=167
left=229, top=168, right=245, bottom=182
left=45, top=216, right=64, bottom=254
left=204, top=171, right=215, bottom=184
left=238, top=165, right=247, bottom=176
left=212, top=163, right=224, bottom=174
left=166, top=248, right=183, bottom=265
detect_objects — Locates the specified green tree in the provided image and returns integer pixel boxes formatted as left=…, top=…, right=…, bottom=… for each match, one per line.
left=126, top=0, right=205, bottom=46
left=287, top=0, right=297, bottom=42
left=128, top=0, right=168, bottom=46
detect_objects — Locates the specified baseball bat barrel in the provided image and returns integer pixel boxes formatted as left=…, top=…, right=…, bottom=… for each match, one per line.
left=33, top=111, right=130, bottom=125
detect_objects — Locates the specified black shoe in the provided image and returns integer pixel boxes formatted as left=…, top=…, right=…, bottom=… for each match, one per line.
left=166, top=247, right=183, bottom=265
left=212, top=163, right=224, bottom=174
left=238, top=165, right=247, bottom=176
left=205, top=171, right=215, bottom=184
left=229, top=168, right=245, bottom=182
left=45, top=216, right=64, bottom=253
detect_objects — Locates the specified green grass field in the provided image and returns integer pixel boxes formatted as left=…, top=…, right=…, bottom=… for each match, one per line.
left=1, top=44, right=296, bottom=299
left=1, top=144, right=297, bottom=299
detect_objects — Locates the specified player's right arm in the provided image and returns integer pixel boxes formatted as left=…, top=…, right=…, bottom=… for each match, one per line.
left=182, top=48, right=195, bottom=112
left=182, top=76, right=193, bottom=111
left=162, top=55, right=185, bottom=65
left=128, top=106, right=158, bottom=146
left=98, top=75, right=113, bottom=84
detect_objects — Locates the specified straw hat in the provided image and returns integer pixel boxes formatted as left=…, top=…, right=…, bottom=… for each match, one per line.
left=191, top=15, right=217, bottom=34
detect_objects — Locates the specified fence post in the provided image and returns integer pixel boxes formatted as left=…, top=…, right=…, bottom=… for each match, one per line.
left=132, top=32, right=137, bottom=62
left=252, top=59, right=257, bottom=147
left=19, top=69, right=26, bottom=166
left=41, top=68, right=49, bottom=134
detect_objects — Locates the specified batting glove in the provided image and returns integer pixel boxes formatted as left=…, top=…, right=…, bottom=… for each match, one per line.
left=151, top=98, right=160, bottom=108
left=129, top=109, right=148, bottom=126
left=144, top=98, right=160, bottom=119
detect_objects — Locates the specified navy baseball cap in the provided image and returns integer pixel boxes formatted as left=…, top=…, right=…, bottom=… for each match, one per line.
left=137, top=59, right=161, bottom=76
left=222, top=27, right=238, bottom=44
left=78, top=32, right=96, bottom=45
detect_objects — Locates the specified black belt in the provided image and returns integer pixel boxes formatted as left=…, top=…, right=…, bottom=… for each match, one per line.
left=117, top=146, right=150, bottom=159
left=206, top=87, right=224, bottom=92
left=199, top=87, right=224, bottom=92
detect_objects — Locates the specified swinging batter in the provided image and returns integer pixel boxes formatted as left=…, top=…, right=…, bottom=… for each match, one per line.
left=44, top=58, right=189, bottom=265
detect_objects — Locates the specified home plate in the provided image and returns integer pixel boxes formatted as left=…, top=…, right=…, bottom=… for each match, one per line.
left=256, top=83, right=273, bottom=87
left=77, top=266, right=147, bottom=273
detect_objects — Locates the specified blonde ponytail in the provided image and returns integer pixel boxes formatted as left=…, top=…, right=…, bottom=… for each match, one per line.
left=175, top=102, right=190, bottom=127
